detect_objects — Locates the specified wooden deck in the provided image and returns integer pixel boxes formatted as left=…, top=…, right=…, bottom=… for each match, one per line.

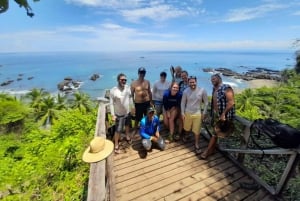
left=113, top=129, right=277, bottom=201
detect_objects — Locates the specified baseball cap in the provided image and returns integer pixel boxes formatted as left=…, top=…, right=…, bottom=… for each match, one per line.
left=138, top=67, right=146, bottom=73
left=147, top=106, right=155, bottom=114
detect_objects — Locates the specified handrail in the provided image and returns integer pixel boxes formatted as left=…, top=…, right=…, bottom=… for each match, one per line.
left=86, top=101, right=115, bottom=201
left=201, top=115, right=300, bottom=195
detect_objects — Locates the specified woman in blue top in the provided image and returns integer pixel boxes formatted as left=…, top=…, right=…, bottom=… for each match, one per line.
left=140, top=107, right=165, bottom=151
left=162, top=82, right=182, bottom=143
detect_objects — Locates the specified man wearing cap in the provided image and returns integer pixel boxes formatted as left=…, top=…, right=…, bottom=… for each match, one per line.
left=181, top=76, right=208, bottom=154
left=110, top=73, right=133, bottom=154
left=130, top=67, right=152, bottom=134
left=140, top=106, right=165, bottom=151
left=201, top=73, right=235, bottom=159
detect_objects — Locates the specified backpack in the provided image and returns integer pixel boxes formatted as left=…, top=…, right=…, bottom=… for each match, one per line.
left=250, top=118, right=300, bottom=149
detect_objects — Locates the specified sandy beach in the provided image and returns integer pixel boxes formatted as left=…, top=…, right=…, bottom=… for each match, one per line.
left=234, top=79, right=279, bottom=94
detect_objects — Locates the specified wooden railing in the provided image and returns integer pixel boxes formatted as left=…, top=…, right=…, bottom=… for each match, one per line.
left=86, top=100, right=115, bottom=201
left=86, top=101, right=299, bottom=199
left=202, top=115, right=300, bottom=195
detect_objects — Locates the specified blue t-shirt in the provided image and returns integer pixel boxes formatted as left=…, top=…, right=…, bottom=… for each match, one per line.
left=139, top=115, right=160, bottom=139
left=162, top=89, right=182, bottom=111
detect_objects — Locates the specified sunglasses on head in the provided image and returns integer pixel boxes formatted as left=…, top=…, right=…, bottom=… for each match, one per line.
left=188, top=76, right=197, bottom=80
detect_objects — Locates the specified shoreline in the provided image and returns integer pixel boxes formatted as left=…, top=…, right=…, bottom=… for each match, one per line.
left=233, top=79, right=279, bottom=94
left=0, top=79, right=280, bottom=98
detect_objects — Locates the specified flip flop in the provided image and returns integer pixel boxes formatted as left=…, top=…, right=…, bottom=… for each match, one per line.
left=195, top=146, right=202, bottom=154
left=114, top=147, right=121, bottom=154
left=125, top=137, right=132, bottom=144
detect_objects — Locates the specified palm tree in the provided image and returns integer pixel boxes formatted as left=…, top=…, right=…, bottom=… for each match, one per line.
left=69, top=91, right=93, bottom=114
left=55, top=93, right=68, bottom=110
left=25, top=88, right=49, bottom=112
left=37, top=95, right=60, bottom=127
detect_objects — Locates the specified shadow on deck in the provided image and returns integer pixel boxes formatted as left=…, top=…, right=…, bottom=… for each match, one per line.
left=113, top=129, right=276, bottom=201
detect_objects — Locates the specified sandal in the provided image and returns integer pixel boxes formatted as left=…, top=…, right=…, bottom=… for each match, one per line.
left=165, top=134, right=173, bottom=144
left=114, top=146, right=121, bottom=154
left=125, top=136, right=132, bottom=144
left=174, top=134, right=180, bottom=141
left=195, top=146, right=202, bottom=155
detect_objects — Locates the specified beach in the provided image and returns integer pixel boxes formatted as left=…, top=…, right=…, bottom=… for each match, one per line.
left=233, top=79, right=279, bottom=94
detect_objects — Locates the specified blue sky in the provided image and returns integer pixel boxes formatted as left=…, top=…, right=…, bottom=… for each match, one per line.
left=0, top=0, right=299, bottom=52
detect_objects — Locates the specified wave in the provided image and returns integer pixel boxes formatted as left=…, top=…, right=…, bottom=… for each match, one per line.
left=0, top=89, right=31, bottom=95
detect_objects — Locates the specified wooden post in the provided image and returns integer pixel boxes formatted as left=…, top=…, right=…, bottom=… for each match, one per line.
left=235, top=116, right=252, bottom=162
left=86, top=102, right=109, bottom=201
left=106, top=154, right=116, bottom=201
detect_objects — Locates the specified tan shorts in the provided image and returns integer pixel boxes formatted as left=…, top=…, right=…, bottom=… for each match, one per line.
left=183, top=112, right=202, bottom=135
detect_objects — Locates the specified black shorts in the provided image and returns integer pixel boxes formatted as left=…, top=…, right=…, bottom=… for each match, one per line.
left=135, top=101, right=151, bottom=122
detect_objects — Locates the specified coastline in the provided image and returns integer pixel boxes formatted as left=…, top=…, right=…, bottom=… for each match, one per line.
left=233, top=79, right=279, bottom=94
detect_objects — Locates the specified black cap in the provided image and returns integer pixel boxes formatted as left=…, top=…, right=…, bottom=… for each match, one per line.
left=138, top=67, right=146, bottom=73
left=147, top=106, right=155, bottom=114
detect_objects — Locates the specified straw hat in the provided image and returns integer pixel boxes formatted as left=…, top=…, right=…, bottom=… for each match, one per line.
left=82, top=137, right=114, bottom=163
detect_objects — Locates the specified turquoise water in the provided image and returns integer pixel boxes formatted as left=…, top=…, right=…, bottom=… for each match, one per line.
left=0, top=51, right=295, bottom=99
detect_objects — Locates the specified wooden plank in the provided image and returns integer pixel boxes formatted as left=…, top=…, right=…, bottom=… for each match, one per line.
left=243, top=189, right=270, bottom=201
left=117, top=153, right=224, bottom=196
left=115, top=142, right=214, bottom=188
left=115, top=140, right=207, bottom=175
left=106, top=154, right=115, bottom=201
left=115, top=141, right=195, bottom=170
left=164, top=166, right=244, bottom=201
left=129, top=160, right=233, bottom=201
left=199, top=175, right=248, bottom=201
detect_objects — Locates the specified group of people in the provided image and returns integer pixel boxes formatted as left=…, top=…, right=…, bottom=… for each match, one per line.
left=109, top=66, right=235, bottom=159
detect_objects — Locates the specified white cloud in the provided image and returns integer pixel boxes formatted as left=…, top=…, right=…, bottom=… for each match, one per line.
left=0, top=23, right=291, bottom=52
left=64, top=0, right=144, bottom=8
left=223, top=3, right=287, bottom=22
left=293, top=11, right=300, bottom=15
left=65, top=0, right=203, bottom=23
left=121, top=5, right=187, bottom=23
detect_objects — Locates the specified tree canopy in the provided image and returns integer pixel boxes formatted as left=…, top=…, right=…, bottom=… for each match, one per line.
left=0, top=0, right=40, bottom=17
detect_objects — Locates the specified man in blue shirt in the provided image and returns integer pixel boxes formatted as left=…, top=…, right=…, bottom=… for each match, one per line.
left=140, top=107, right=165, bottom=151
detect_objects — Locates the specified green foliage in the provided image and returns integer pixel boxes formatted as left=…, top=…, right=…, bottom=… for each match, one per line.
left=236, top=72, right=300, bottom=128
left=0, top=95, right=29, bottom=133
left=0, top=107, right=96, bottom=200
left=68, top=91, right=95, bottom=114
left=0, top=0, right=40, bottom=17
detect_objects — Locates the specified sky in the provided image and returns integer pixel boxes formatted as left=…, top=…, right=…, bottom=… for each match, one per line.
left=0, top=0, right=299, bottom=52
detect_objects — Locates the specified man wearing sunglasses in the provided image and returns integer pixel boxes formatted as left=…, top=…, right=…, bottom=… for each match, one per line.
left=110, top=73, right=133, bottom=154
left=181, top=76, right=208, bottom=154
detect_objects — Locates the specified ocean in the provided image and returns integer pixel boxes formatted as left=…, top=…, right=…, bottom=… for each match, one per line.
left=0, top=51, right=296, bottom=100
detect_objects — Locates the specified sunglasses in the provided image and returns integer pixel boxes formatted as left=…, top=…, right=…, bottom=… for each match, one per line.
left=120, top=79, right=127, bottom=82
left=188, top=76, right=197, bottom=80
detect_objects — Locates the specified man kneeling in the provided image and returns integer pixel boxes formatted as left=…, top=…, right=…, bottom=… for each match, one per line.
left=140, top=107, right=165, bottom=151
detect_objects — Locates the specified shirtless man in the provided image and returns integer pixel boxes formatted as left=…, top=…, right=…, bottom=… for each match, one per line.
left=130, top=67, right=152, bottom=133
